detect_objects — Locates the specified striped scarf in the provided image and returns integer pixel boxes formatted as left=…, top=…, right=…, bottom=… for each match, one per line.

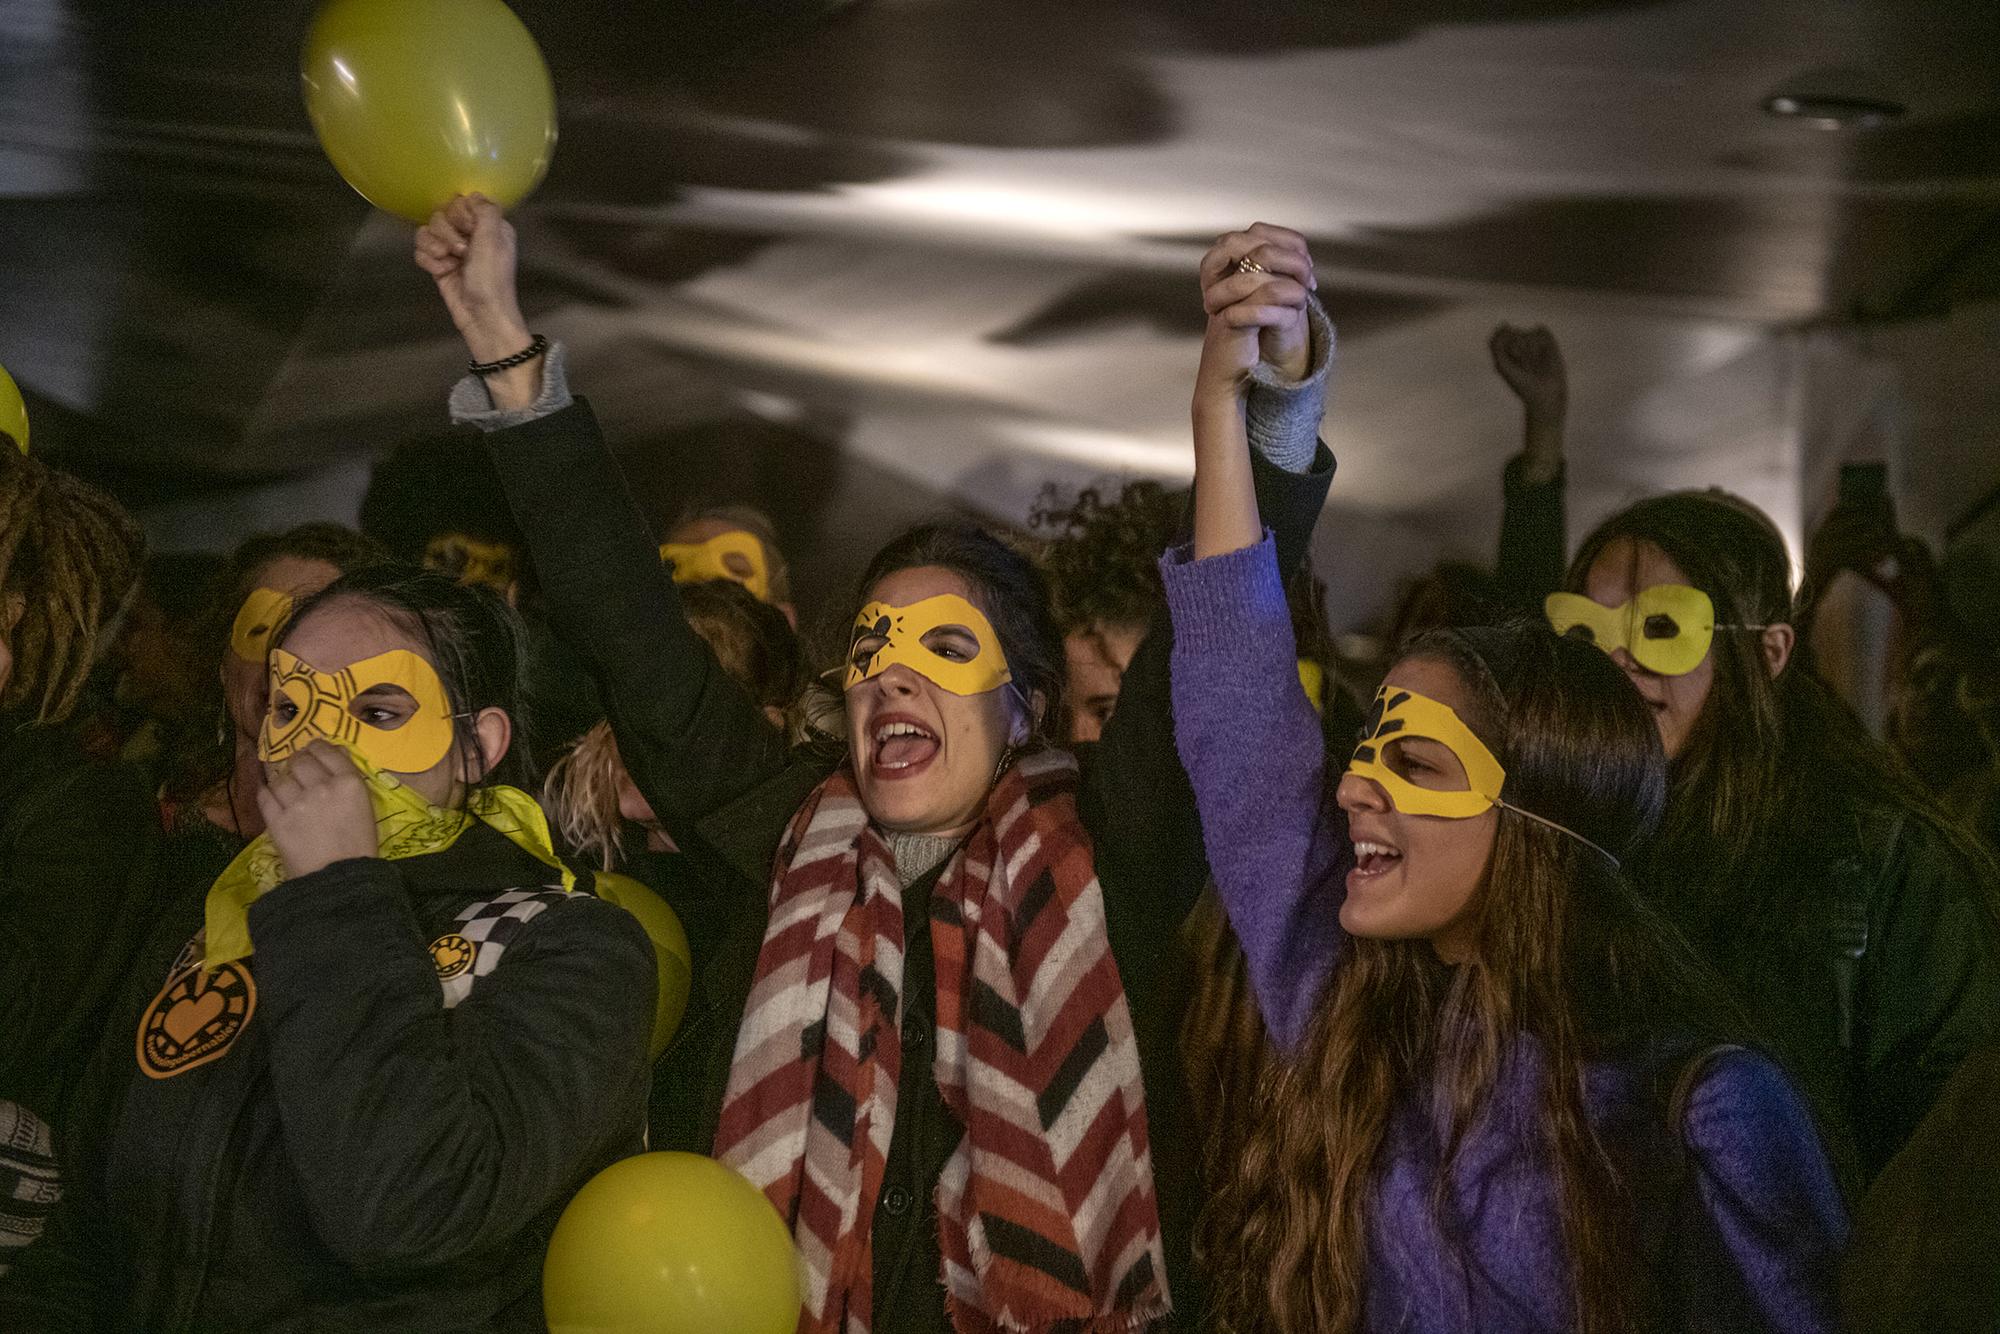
left=715, top=748, right=1169, bottom=1333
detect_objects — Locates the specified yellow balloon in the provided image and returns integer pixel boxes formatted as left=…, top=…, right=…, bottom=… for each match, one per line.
left=300, top=0, right=556, bottom=223
left=0, top=363, right=26, bottom=454
left=544, top=1153, right=801, bottom=1334
left=592, top=871, right=692, bottom=1060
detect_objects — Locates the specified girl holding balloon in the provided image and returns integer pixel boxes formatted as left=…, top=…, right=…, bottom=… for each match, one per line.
left=0, top=567, right=657, bottom=1331
left=418, top=199, right=1336, bottom=1331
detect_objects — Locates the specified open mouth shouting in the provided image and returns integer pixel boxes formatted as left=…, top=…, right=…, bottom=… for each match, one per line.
left=869, top=711, right=940, bottom=781
left=1349, top=837, right=1405, bottom=888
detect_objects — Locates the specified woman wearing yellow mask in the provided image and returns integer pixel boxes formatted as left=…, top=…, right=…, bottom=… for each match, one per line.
left=1166, top=284, right=1845, bottom=1332
left=1554, top=494, right=2000, bottom=1327
left=417, top=199, right=1337, bottom=1331
left=0, top=567, right=656, bottom=1330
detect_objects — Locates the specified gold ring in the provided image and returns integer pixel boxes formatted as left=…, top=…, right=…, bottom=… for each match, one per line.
left=1233, top=257, right=1268, bottom=276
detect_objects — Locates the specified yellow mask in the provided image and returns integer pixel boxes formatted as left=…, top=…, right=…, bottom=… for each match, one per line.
left=1348, top=685, right=1506, bottom=820
left=1347, top=684, right=1619, bottom=863
left=844, top=594, right=1012, bottom=697
left=1544, top=585, right=1718, bottom=677
left=660, top=531, right=771, bottom=602
left=1298, top=659, right=1327, bottom=717
left=259, top=647, right=457, bottom=774
left=424, top=533, right=519, bottom=594
left=229, top=587, right=295, bottom=664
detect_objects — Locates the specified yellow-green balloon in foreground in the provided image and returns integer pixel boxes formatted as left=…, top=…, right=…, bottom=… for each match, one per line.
left=0, top=363, right=26, bottom=453
left=544, top=1152, right=801, bottom=1334
left=300, top=0, right=556, bottom=223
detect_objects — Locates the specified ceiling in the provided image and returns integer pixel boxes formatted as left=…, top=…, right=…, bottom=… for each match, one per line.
left=3, top=0, right=1998, bottom=624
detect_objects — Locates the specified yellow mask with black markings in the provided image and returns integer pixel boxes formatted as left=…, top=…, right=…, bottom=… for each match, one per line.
left=1544, top=584, right=1717, bottom=677
left=1347, top=684, right=1506, bottom=819
left=258, top=647, right=456, bottom=774
left=660, top=530, right=771, bottom=602
left=844, top=594, right=1012, bottom=697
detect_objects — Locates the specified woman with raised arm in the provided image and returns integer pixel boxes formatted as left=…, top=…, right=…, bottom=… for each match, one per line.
left=414, top=197, right=1335, bottom=1331
left=0, top=568, right=655, bottom=1331
left=1165, top=303, right=1846, bottom=1330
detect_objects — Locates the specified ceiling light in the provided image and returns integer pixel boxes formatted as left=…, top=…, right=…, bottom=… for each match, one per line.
left=1762, top=67, right=1907, bottom=130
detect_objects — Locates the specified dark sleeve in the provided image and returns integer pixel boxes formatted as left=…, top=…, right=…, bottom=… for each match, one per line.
left=0, top=744, right=157, bottom=1106
left=1841, top=1045, right=2000, bottom=1333
left=477, top=400, right=791, bottom=836
left=245, top=857, right=655, bottom=1269
left=1080, top=441, right=1335, bottom=927
left=1856, top=820, right=2000, bottom=1175
left=1494, top=456, right=1566, bottom=611
left=1682, top=1049, right=1847, bottom=1334
left=0, top=1172, right=109, bottom=1331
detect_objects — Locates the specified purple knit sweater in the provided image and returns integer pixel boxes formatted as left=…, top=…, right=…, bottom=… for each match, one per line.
left=1163, top=535, right=1847, bottom=1334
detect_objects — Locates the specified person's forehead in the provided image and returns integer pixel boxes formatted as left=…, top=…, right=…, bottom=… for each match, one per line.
left=1586, top=536, right=1688, bottom=598
left=672, top=517, right=756, bottom=548
left=866, top=564, right=977, bottom=611
left=280, top=599, right=424, bottom=675
left=254, top=554, right=341, bottom=601
left=1381, top=656, right=1475, bottom=722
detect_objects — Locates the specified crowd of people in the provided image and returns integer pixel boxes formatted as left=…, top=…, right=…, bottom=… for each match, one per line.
left=0, top=201, right=1995, bottom=1333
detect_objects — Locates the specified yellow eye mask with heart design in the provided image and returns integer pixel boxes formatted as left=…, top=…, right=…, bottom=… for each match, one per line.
left=844, top=594, right=1012, bottom=697
left=1348, top=684, right=1618, bottom=863
left=660, top=531, right=771, bottom=602
left=258, top=647, right=456, bottom=774
left=229, top=587, right=295, bottom=664
left=1544, top=584, right=1719, bottom=677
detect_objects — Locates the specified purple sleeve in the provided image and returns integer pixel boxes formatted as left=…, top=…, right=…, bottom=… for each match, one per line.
left=1683, top=1049, right=1850, bottom=1334
left=1162, top=534, right=1348, bottom=1053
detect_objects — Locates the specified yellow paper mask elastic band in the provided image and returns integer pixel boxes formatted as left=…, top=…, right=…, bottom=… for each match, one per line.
left=229, top=587, right=295, bottom=664
left=1545, top=585, right=1732, bottom=678
left=259, top=647, right=456, bottom=774
left=660, top=531, right=771, bottom=602
left=1348, top=685, right=1618, bottom=865
left=845, top=594, right=1012, bottom=697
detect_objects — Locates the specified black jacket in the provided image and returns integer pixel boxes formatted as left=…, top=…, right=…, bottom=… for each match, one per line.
left=0, top=821, right=655, bottom=1332
left=478, top=399, right=1332, bottom=1331
left=0, top=716, right=158, bottom=1143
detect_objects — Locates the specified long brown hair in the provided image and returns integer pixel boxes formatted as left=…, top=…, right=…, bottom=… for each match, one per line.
left=1564, top=491, right=1996, bottom=941
left=1203, top=623, right=1740, bottom=1334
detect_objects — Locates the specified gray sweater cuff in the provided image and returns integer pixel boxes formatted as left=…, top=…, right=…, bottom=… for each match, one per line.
left=447, top=340, right=574, bottom=431
left=1244, top=296, right=1335, bottom=474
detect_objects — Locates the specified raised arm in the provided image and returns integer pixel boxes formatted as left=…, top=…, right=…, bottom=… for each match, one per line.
left=1083, top=226, right=1334, bottom=931
left=1159, top=234, right=1349, bottom=1052
left=414, top=197, right=791, bottom=833
left=1489, top=323, right=1568, bottom=609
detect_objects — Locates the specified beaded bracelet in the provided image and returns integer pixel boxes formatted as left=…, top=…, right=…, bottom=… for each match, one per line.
left=468, top=333, right=548, bottom=376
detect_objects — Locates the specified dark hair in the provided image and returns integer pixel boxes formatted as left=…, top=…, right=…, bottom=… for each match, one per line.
left=359, top=429, right=525, bottom=569
left=848, top=523, right=1065, bottom=745
left=1206, top=620, right=1741, bottom=1334
left=277, top=565, right=536, bottom=796
left=680, top=577, right=805, bottom=714
left=1031, top=479, right=1183, bottom=638
left=0, top=449, right=146, bottom=723
left=1561, top=489, right=1975, bottom=932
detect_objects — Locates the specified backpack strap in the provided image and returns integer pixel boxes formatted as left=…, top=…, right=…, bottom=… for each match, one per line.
left=433, top=887, right=571, bottom=1010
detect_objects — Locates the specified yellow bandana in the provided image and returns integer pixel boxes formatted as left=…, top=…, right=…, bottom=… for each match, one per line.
left=660, top=531, right=771, bottom=602
left=203, top=749, right=573, bottom=972
left=1544, top=584, right=1718, bottom=677
left=260, top=647, right=456, bottom=775
left=229, top=587, right=295, bottom=664
left=845, top=593, right=1012, bottom=697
